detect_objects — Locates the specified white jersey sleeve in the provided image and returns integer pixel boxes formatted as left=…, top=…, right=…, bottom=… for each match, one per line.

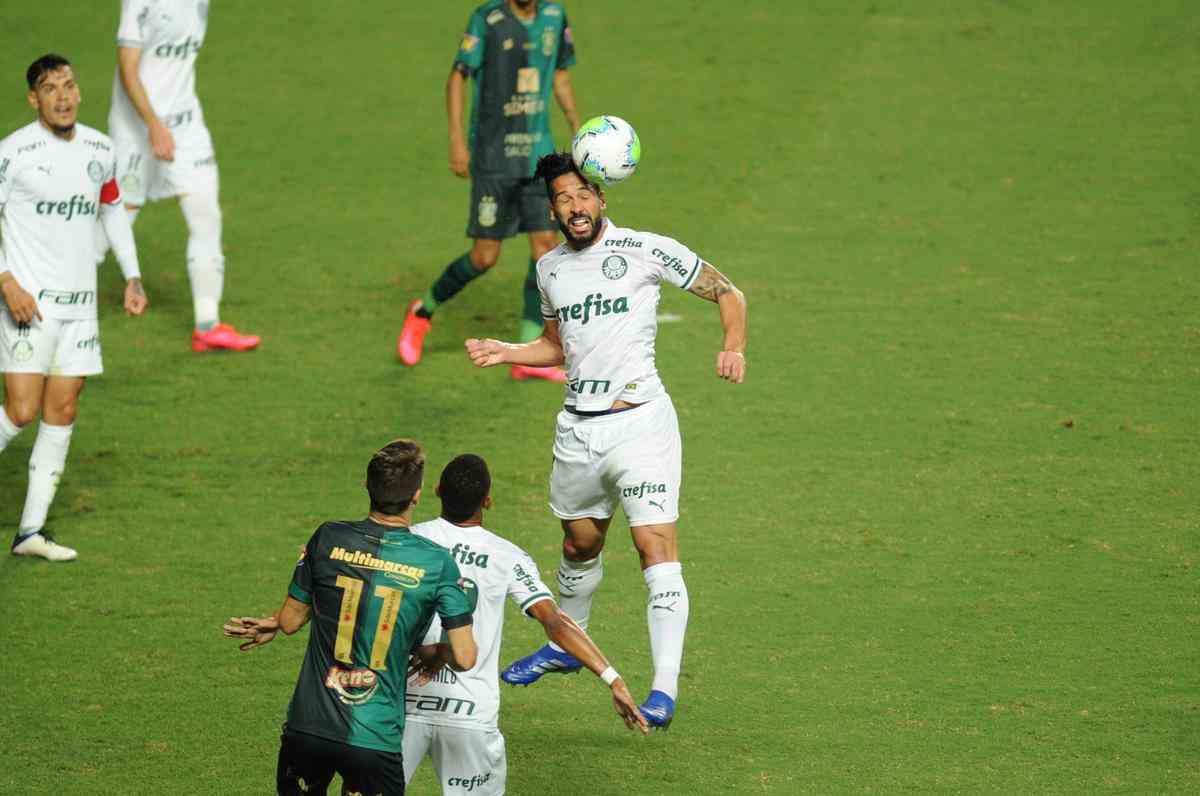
left=642, top=231, right=703, bottom=292
left=507, top=548, right=554, bottom=615
left=117, top=0, right=153, bottom=48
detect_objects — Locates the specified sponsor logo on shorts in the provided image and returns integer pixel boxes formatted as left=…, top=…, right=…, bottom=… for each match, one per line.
left=621, top=481, right=667, bottom=500
left=478, top=195, right=498, bottom=228
left=163, top=109, right=195, bottom=129
left=39, top=289, right=95, bottom=306
left=447, top=773, right=492, bottom=792
left=193, top=155, right=216, bottom=168
left=406, top=693, right=477, bottom=717
left=553, top=292, right=629, bottom=326
left=12, top=339, right=34, bottom=363
left=154, top=36, right=203, bottom=59
left=601, top=255, right=628, bottom=280
left=87, top=160, right=106, bottom=183
left=324, top=665, right=379, bottom=705
left=35, top=195, right=97, bottom=221
left=76, top=334, right=100, bottom=351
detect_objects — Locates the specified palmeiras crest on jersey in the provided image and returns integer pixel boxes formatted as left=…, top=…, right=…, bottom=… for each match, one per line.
left=12, top=339, right=34, bottom=363
left=478, top=195, right=498, bottom=227
left=601, top=255, right=628, bottom=280
left=87, top=160, right=106, bottom=184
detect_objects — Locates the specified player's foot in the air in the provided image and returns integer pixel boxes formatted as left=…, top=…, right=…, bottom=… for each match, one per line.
left=192, top=323, right=261, bottom=352
left=639, top=690, right=675, bottom=730
left=510, top=364, right=568, bottom=383
left=11, top=531, right=77, bottom=562
left=501, top=644, right=583, bottom=685
left=397, top=300, right=431, bottom=366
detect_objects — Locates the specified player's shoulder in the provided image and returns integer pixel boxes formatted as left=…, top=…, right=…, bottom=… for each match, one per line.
left=0, top=121, right=43, bottom=156
left=75, top=124, right=115, bottom=153
left=540, top=1, right=567, bottom=18
left=537, top=242, right=573, bottom=272
left=475, top=0, right=507, bottom=24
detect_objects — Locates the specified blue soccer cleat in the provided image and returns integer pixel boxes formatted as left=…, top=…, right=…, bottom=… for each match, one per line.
left=501, top=644, right=583, bottom=685
left=639, top=690, right=676, bottom=730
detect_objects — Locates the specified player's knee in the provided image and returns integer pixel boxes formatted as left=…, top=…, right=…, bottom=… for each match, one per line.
left=563, top=535, right=603, bottom=560
left=42, top=398, right=79, bottom=426
left=469, top=241, right=501, bottom=270
left=6, top=402, right=40, bottom=428
left=180, top=191, right=222, bottom=237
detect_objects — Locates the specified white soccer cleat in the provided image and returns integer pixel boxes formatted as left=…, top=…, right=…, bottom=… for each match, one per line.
left=11, top=531, right=77, bottom=562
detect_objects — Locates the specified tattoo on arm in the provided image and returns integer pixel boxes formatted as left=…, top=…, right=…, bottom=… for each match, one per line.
left=687, top=262, right=735, bottom=303
left=130, top=279, right=145, bottom=296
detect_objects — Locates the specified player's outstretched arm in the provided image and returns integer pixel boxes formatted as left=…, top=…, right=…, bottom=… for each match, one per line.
left=528, top=602, right=650, bottom=734
left=444, top=624, right=478, bottom=672
left=687, top=262, right=747, bottom=383
left=222, top=596, right=311, bottom=652
left=465, top=320, right=565, bottom=369
left=117, top=47, right=174, bottom=161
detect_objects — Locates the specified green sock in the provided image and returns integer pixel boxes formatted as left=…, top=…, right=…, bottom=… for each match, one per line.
left=422, top=253, right=486, bottom=316
left=519, top=257, right=543, bottom=342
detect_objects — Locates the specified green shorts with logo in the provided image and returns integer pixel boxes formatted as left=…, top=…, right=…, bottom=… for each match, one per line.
left=467, top=175, right=556, bottom=240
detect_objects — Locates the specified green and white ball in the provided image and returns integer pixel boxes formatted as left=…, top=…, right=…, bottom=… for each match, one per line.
left=572, top=115, right=641, bottom=185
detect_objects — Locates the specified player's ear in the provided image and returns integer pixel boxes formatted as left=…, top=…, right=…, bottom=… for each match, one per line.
left=411, top=487, right=422, bottom=506
left=482, top=495, right=493, bottom=510
left=26, top=90, right=38, bottom=111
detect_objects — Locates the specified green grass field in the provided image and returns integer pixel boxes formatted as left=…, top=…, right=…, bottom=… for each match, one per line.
left=1, top=2, right=1197, bottom=792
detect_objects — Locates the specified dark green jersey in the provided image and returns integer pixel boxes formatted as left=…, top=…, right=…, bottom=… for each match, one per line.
left=284, top=519, right=472, bottom=753
left=453, top=0, right=576, bottom=178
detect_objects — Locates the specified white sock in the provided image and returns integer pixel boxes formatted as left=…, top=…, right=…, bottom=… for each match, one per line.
left=548, top=554, right=603, bottom=652
left=644, top=561, right=689, bottom=700
left=0, top=409, right=23, bottom=453
left=18, top=422, right=73, bottom=534
left=181, top=191, right=225, bottom=331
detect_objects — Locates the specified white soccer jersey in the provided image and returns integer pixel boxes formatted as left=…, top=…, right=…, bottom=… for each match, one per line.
left=109, top=0, right=209, bottom=136
left=538, top=219, right=702, bottom=411
left=0, top=122, right=122, bottom=321
left=406, top=518, right=554, bottom=731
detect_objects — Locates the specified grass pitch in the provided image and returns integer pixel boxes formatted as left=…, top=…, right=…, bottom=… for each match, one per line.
left=1, top=2, right=1197, bottom=793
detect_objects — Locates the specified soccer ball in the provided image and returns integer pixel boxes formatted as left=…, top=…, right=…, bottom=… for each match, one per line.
left=571, top=115, right=641, bottom=185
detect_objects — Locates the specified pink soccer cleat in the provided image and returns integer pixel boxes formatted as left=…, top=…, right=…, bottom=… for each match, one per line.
left=397, top=300, right=431, bottom=366
left=510, top=364, right=568, bottom=383
left=191, top=323, right=261, bottom=352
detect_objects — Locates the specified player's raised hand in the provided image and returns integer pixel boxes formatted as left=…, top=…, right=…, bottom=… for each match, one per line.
left=610, top=679, right=650, bottom=735
left=223, top=616, right=279, bottom=651
left=449, top=139, right=470, bottom=178
left=0, top=278, right=42, bottom=324
left=123, top=278, right=148, bottom=316
left=465, top=338, right=507, bottom=368
left=716, top=350, right=746, bottom=384
left=149, top=118, right=175, bottom=161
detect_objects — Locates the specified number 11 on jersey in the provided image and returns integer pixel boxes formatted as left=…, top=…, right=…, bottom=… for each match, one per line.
left=333, top=575, right=404, bottom=670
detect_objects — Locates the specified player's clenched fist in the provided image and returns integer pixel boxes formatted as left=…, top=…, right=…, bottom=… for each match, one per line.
left=465, top=338, right=508, bottom=368
left=716, top=350, right=746, bottom=383
left=1, top=278, right=43, bottom=324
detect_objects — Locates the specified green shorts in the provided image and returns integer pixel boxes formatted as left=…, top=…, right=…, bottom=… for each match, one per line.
left=467, top=175, right=556, bottom=240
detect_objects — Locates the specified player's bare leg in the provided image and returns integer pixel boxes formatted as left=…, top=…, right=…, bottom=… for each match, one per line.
left=631, top=521, right=688, bottom=729
left=511, top=230, right=567, bottom=382
left=400, top=239, right=499, bottom=366
left=8, top=374, right=81, bottom=562
left=501, top=516, right=610, bottom=685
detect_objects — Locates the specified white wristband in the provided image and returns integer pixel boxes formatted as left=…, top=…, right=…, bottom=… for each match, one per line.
left=600, top=666, right=620, bottom=686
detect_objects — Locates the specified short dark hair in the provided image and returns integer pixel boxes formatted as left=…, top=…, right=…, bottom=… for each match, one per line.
left=534, top=151, right=598, bottom=204
left=367, top=439, right=424, bottom=515
left=27, top=54, right=71, bottom=90
left=438, top=454, right=491, bottom=523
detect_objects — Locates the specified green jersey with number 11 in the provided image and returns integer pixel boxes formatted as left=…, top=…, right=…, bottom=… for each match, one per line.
left=283, top=519, right=473, bottom=753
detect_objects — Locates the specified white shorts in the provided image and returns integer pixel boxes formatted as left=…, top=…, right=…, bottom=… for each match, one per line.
left=402, top=721, right=506, bottom=796
left=549, top=396, right=682, bottom=526
left=0, top=313, right=102, bottom=377
left=111, top=119, right=218, bottom=205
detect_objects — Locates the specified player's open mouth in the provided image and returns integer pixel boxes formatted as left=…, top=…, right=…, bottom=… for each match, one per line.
left=569, top=216, right=591, bottom=234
